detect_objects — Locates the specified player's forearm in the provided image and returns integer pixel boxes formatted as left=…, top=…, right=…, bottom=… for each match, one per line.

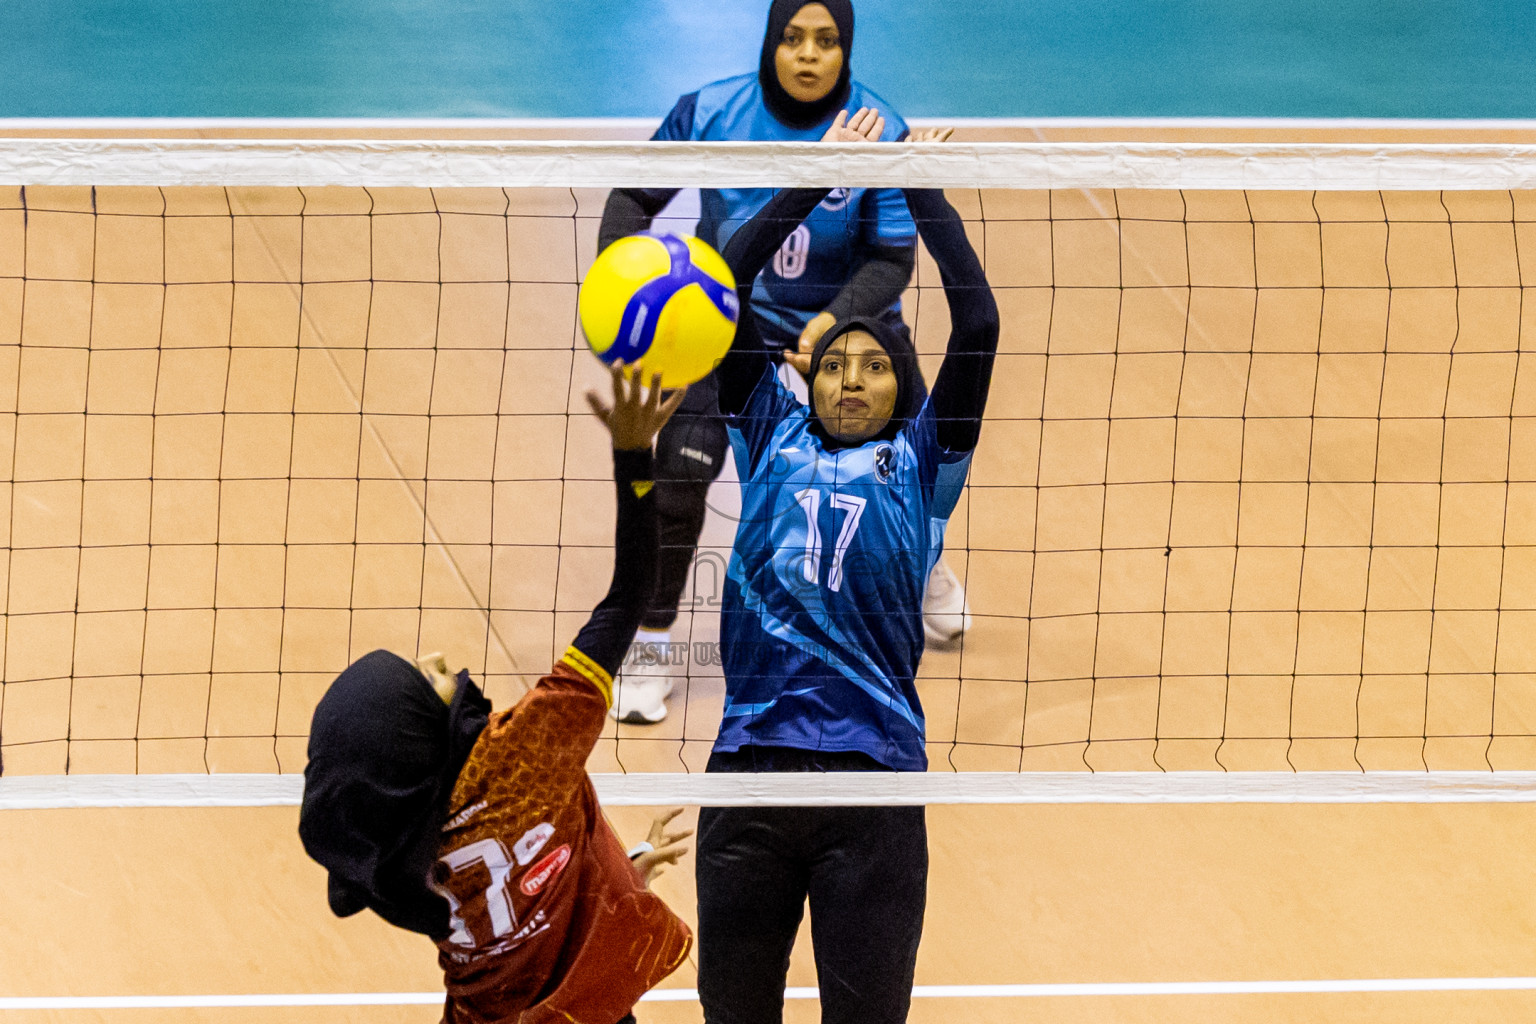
left=716, top=188, right=833, bottom=416
left=722, top=187, right=832, bottom=285
left=824, top=243, right=915, bottom=321
left=568, top=448, right=657, bottom=679
left=597, top=188, right=681, bottom=252
left=909, top=189, right=1000, bottom=452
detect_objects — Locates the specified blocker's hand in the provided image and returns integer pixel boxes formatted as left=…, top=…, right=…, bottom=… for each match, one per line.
left=632, top=808, right=693, bottom=887
left=586, top=364, right=687, bottom=452
left=908, top=126, right=955, bottom=143
left=822, top=107, right=885, bottom=144
left=787, top=310, right=837, bottom=378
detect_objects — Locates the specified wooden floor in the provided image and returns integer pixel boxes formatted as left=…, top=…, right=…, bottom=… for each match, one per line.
left=4, top=800, right=1536, bottom=1022
left=2, top=123, right=1536, bottom=1020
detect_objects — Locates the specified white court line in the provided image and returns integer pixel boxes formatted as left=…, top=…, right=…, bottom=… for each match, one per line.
left=7, top=979, right=1536, bottom=1008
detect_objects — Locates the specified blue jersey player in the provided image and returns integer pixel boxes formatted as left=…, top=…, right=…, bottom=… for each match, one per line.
left=597, top=0, right=972, bottom=727
left=696, top=131, right=1000, bottom=1024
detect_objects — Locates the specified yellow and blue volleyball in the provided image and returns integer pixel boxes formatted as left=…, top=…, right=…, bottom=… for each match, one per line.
left=578, top=233, right=739, bottom=388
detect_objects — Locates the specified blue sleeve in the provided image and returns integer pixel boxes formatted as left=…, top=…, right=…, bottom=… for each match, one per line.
left=651, top=92, right=699, bottom=141
left=906, top=397, right=973, bottom=520
left=730, top=363, right=801, bottom=478
left=862, top=186, right=917, bottom=247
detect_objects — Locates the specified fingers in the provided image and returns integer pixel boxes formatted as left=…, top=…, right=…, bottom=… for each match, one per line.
left=821, top=108, right=850, bottom=142
left=640, top=844, right=688, bottom=866
left=610, top=361, right=626, bottom=406
left=656, top=386, right=688, bottom=423
left=644, top=371, right=664, bottom=416
left=856, top=108, right=884, bottom=140
left=626, top=363, right=646, bottom=407
left=647, top=807, right=680, bottom=842
left=910, top=127, right=954, bottom=143
left=584, top=389, right=611, bottom=423
left=845, top=107, right=877, bottom=141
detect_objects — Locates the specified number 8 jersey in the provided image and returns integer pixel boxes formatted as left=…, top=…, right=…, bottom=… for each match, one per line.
left=650, top=73, right=917, bottom=351
left=719, top=367, right=972, bottom=772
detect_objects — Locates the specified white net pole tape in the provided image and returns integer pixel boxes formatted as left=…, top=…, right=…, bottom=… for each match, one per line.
left=1, top=139, right=1536, bottom=190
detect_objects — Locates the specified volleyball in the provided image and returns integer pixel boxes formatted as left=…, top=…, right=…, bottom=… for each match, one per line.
left=579, top=233, right=740, bottom=388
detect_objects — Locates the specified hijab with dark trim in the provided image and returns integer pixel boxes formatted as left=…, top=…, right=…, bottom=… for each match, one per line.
left=759, top=0, right=855, bottom=130
left=299, top=649, right=490, bottom=939
left=808, top=315, right=927, bottom=448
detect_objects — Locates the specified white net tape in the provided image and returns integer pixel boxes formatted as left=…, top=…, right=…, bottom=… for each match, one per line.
left=3, top=139, right=1536, bottom=190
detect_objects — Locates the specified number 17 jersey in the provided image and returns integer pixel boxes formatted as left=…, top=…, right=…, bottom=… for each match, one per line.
left=718, top=367, right=972, bottom=772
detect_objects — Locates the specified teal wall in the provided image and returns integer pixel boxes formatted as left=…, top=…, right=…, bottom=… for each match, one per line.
left=4, top=0, right=1532, bottom=119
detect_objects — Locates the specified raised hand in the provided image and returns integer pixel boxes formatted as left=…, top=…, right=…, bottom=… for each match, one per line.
left=631, top=807, right=693, bottom=886
left=786, top=310, right=836, bottom=377
left=821, top=106, right=885, bottom=144
left=908, top=126, right=955, bottom=143
left=585, top=364, right=687, bottom=452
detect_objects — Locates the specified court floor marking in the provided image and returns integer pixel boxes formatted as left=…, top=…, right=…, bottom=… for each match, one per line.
left=8, top=979, right=1536, bottom=1008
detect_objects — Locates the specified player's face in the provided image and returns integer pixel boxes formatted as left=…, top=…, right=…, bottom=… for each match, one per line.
left=775, top=3, right=843, bottom=103
left=813, top=330, right=898, bottom=443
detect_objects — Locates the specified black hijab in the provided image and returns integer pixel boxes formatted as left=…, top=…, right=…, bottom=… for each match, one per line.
left=759, top=0, right=855, bottom=130
left=808, top=315, right=927, bottom=448
left=298, top=649, right=490, bottom=939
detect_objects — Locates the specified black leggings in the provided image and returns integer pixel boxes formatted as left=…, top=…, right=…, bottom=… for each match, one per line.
left=644, top=373, right=729, bottom=631
left=695, top=748, right=928, bottom=1024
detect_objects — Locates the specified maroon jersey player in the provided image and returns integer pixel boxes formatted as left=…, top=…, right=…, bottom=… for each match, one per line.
left=301, top=368, right=691, bottom=1024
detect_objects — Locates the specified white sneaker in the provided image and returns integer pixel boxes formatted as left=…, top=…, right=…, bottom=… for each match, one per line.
left=609, top=642, right=678, bottom=724
left=922, top=559, right=972, bottom=648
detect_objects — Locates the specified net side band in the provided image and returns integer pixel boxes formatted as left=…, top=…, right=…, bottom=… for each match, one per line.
left=3, top=139, right=1536, bottom=190
left=3, top=772, right=1535, bottom=809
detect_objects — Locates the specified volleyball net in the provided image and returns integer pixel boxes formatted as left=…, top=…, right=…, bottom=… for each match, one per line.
left=3, top=138, right=1536, bottom=804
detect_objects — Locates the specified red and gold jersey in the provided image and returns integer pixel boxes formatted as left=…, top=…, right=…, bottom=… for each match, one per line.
left=433, top=647, right=691, bottom=1024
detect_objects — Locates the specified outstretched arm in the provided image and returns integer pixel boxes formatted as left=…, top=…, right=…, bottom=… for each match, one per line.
left=567, top=369, right=686, bottom=689
left=714, top=187, right=832, bottom=415
left=716, top=107, right=887, bottom=416
left=916, top=186, right=1000, bottom=453
left=595, top=93, right=697, bottom=253
left=598, top=188, right=682, bottom=252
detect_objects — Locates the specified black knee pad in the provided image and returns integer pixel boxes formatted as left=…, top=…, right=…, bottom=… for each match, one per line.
left=655, top=408, right=729, bottom=492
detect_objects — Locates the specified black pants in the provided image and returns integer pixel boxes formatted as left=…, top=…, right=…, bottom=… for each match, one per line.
left=645, top=373, right=729, bottom=631
left=695, top=748, right=928, bottom=1024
